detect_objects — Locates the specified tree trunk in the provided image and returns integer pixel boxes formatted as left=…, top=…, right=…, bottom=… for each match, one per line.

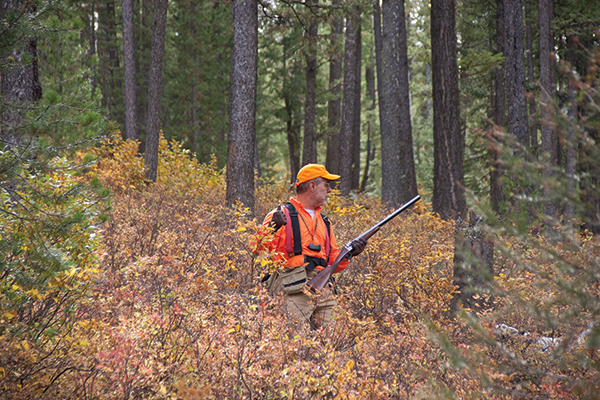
left=0, top=0, right=42, bottom=144
left=325, top=0, right=343, bottom=175
left=339, top=6, right=360, bottom=196
left=504, top=0, right=528, bottom=147
left=302, top=0, right=319, bottom=166
left=525, top=3, right=537, bottom=149
left=283, top=36, right=301, bottom=185
left=379, top=0, right=417, bottom=207
left=451, top=212, right=495, bottom=315
left=226, top=0, right=257, bottom=214
left=122, top=0, right=138, bottom=141
left=351, top=22, right=362, bottom=191
left=361, top=61, right=377, bottom=193
left=539, top=0, right=557, bottom=217
left=431, top=0, right=465, bottom=221
left=136, top=0, right=153, bottom=148
left=490, top=0, right=505, bottom=213
left=98, top=0, right=123, bottom=128
left=564, top=35, right=578, bottom=221
left=144, top=0, right=168, bottom=182
left=396, top=0, right=418, bottom=204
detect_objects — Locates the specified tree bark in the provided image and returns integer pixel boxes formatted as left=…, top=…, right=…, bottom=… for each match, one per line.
left=451, top=212, right=495, bottom=315
left=325, top=0, right=344, bottom=175
left=122, top=0, right=138, bottom=141
left=539, top=0, right=557, bottom=217
left=0, top=0, right=42, bottom=144
left=339, top=6, right=360, bottom=196
left=564, top=35, right=578, bottom=221
left=379, top=0, right=417, bottom=207
left=504, top=0, right=528, bottom=146
left=361, top=61, right=377, bottom=193
left=490, top=0, right=505, bottom=213
left=525, top=3, right=537, bottom=148
left=302, top=0, right=319, bottom=166
left=226, top=0, right=257, bottom=214
left=395, top=0, right=417, bottom=204
left=136, top=0, right=153, bottom=147
left=283, top=36, right=301, bottom=185
left=98, top=0, right=123, bottom=128
left=431, top=0, right=465, bottom=220
left=351, top=22, right=362, bottom=191
left=144, top=0, right=168, bottom=182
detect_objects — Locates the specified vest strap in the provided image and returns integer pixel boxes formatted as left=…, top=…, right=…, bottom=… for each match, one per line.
left=282, top=202, right=331, bottom=259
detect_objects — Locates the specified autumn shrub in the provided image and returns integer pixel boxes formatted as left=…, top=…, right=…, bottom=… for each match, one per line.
left=426, top=50, right=600, bottom=399
left=0, top=152, right=108, bottom=397
left=5, top=127, right=599, bottom=399
left=0, top=137, right=454, bottom=398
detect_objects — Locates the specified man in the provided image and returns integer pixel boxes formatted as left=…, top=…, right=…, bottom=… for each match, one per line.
left=262, top=164, right=366, bottom=329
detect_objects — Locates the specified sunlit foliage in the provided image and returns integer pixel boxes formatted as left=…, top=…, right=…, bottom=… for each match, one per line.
left=2, top=126, right=600, bottom=397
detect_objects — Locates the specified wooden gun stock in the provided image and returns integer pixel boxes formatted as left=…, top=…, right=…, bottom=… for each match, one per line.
left=305, top=195, right=421, bottom=292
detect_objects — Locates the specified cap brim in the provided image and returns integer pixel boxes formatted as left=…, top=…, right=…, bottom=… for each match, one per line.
left=322, top=173, right=340, bottom=181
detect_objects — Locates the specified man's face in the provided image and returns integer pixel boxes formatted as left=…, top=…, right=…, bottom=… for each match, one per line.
left=312, top=179, right=332, bottom=207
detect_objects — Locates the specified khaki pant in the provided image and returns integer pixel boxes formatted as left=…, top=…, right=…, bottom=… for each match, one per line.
left=268, top=268, right=337, bottom=330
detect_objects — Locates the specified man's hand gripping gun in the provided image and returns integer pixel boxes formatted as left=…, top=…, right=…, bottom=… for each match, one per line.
left=305, top=195, right=421, bottom=292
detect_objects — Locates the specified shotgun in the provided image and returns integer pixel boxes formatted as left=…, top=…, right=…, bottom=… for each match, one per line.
left=306, top=195, right=421, bottom=292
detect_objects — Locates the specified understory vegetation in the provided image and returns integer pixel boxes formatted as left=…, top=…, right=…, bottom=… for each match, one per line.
left=1, top=135, right=598, bottom=399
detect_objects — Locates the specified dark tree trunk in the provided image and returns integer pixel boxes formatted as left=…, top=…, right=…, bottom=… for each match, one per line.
left=136, top=0, right=153, bottom=147
left=451, top=212, right=495, bottom=315
left=379, top=0, right=417, bottom=207
left=361, top=62, right=377, bottom=192
left=143, top=0, right=168, bottom=182
left=504, top=0, right=528, bottom=146
left=339, top=6, right=360, bottom=196
left=122, top=0, right=138, bottom=141
left=431, top=0, right=465, bottom=220
left=396, top=0, right=417, bottom=204
left=539, top=0, right=557, bottom=217
left=0, top=0, right=42, bottom=144
left=302, top=0, right=319, bottom=166
left=287, top=107, right=301, bottom=185
left=283, top=38, right=301, bottom=185
left=80, top=1, right=97, bottom=94
left=490, top=0, right=505, bottom=213
left=564, top=35, right=578, bottom=220
left=98, top=0, right=123, bottom=128
left=525, top=4, right=537, bottom=149
left=325, top=0, right=343, bottom=175
left=351, top=22, right=362, bottom=191
left=226, top=0, right=257, bottom=214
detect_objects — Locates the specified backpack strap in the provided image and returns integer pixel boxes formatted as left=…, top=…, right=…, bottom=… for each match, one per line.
left=321, top=214, right=331, bottom=259
left=283, top=202, right=332, bottom=260
left=283, top=202, right=303, bottom=256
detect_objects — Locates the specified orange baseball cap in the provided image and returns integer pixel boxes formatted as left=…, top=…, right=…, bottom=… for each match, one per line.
left=295, top=164, right=340, bottom=186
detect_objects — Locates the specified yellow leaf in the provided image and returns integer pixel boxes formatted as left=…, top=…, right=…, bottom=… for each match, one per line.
left=344, top=359, right=354, bottom=372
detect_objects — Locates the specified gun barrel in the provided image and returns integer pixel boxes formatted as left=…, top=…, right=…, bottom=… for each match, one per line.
left=376, top=195, right=421, bottom=228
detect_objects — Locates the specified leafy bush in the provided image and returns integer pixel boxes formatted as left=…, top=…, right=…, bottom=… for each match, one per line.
left=4, top=132, right=599, bottom=398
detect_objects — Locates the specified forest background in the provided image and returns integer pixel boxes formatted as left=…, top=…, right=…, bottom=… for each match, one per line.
left=1, top=0, right=600, bottom=398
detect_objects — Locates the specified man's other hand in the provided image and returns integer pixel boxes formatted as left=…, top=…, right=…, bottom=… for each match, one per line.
left=349, top=238, right=367, bottom=257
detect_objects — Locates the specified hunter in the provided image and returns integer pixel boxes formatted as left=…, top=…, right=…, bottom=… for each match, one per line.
left=262, top=164, right=366, bottom=329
